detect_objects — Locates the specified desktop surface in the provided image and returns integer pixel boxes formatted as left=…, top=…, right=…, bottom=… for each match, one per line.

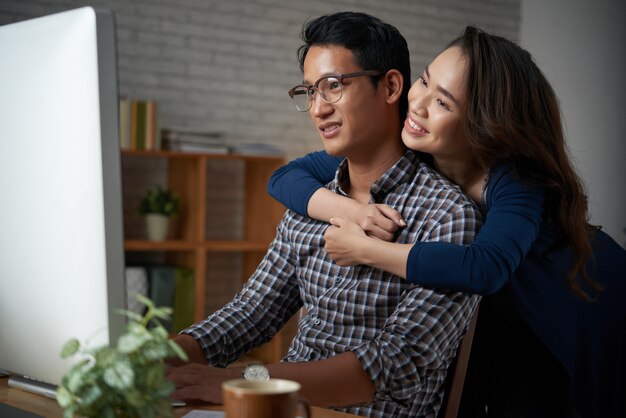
left=0, top=377, right=359, bottom=418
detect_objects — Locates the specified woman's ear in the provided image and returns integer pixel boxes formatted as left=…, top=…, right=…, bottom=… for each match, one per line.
left=383, top=69, right=404, bottom=105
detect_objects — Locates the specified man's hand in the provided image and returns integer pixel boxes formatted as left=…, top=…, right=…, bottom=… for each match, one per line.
left=325, top=217, right=374, bottom=266
left=166, top=363, right=241, bottom=403
left=352, top=204, right=405, bottom=241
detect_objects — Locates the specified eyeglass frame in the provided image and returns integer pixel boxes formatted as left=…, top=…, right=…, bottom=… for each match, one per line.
left=288, top=70, right=384, bottom=112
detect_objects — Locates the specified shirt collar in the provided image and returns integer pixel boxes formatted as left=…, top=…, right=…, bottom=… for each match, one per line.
left=331, top=150, right=420, bottom=203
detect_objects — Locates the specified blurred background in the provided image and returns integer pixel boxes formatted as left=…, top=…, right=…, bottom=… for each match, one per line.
left=1, top=0, right=623, bottom=244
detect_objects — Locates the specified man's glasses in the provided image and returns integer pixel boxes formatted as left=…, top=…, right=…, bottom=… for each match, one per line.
left=288, top=70, right=383, bottom=112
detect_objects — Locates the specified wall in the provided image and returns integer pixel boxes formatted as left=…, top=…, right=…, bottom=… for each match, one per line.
left=520, top=0, right=626, bottom=246
left=0, top=0, right=520, bottom=160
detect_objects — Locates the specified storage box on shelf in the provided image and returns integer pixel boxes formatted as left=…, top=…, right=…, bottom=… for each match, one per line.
left=121, top=149, right=287, bottom=363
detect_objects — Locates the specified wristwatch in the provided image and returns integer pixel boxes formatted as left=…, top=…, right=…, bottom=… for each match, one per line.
left=242, top=363, right=270, bottom=381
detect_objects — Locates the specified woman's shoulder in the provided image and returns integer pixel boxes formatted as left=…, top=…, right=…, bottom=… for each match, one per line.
left=486, top=164, right=545, bottom=211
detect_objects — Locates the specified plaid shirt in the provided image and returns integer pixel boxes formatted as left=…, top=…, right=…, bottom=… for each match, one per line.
left=183, top=150, right=481, bottom=417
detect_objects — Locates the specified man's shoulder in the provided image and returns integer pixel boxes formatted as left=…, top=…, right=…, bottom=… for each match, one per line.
left=412, top=162, right=477, bottom=208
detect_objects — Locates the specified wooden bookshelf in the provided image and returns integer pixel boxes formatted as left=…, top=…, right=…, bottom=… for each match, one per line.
left=121, top=150, right=286, bottom=363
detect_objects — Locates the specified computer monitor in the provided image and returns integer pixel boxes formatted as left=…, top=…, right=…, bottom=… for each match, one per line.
left=0, top=6, right=126, bottom=398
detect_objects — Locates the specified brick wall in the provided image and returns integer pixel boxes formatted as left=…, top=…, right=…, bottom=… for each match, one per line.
left=0, top=0, right=519, bottom=335
left=0, top=0, right=519, bottom=160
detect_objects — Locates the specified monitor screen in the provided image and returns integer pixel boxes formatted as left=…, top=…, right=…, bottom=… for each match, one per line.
left=0, top=6, right=126, bottom=397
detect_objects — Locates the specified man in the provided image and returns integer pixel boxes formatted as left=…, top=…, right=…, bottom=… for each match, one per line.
left=167, top=12, right=481, bottom=417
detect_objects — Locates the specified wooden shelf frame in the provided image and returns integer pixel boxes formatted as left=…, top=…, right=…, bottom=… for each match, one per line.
left=121, top=150, right=286, bottom=363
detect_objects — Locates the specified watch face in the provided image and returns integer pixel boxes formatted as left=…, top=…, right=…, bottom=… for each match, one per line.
left=243, top=364, right=270, bottom=381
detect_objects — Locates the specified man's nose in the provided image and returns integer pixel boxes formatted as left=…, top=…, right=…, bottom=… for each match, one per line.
left=311, top=92, right=333, bottom=117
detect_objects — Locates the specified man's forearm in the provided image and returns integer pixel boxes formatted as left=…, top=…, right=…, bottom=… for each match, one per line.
left=267, top=351, right=375, bottom=408
left=169, top=333, right=208, bottom=365
left=169, top=334, right=375, bottom=407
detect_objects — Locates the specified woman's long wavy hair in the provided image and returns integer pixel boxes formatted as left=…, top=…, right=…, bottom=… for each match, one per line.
left=450, top=26, right=601, bottom=300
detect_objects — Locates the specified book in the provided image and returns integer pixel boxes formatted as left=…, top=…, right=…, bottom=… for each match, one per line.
left=230, top=142, right=284, bottom=156
left=120, top=99, right=161, bottom=150
left=119, top=99, right=131, bottom=149
left=171, top=267, right=195, bottom=333
left=125, top=266, right=149, bottom=315
left=147, top=266, right=176, bottom=332
left=162, top=129, right=229, bottom=154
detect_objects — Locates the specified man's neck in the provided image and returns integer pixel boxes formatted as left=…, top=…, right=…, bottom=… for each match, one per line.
left=344, top=142, right=406, bottom=204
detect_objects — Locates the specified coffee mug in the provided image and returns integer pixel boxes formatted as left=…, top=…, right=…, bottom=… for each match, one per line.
left=222, top=378, right=310, bottom=418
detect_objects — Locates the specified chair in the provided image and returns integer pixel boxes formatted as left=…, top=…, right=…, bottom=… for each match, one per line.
left=437, top=305, right=480, bottom=418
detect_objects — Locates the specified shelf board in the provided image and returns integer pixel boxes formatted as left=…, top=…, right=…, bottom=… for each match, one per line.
left=125, top=240, right=197, bottom=251
left=203, top=240, right=270, bottom=251
left=121, top=149, right=285, bottom=163
left=125, top=239, right=270, bottom=252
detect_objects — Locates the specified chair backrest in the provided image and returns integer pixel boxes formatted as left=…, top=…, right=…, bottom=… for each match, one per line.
left=438, top=306, right=480, bottom=418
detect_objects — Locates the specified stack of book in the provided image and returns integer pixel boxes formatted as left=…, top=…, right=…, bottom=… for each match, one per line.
left=230, top=142, right=284, bottom=157
left=161, top=129, right=229, bottom=154
left=119, top=99, right=161, bottom=150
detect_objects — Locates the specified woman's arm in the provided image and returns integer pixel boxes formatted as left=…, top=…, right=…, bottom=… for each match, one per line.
left=267, top=150, right=341, bottom=217
left=268, top=150, right=405, bottom=240
left=325, top=167, right=545, bottom=295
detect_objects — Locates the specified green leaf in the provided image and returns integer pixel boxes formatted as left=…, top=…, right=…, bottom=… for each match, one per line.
left=62, top=405, right=77, bottom=418
left=80, top=385, right=103, bottom=407
left=60, top=339, right=80, bottom=358
left=152, top=306, right=173, bottom=319
left=125, top=389, right=144, bottom=407
left=168, top=339, right=189, bottom=362
left=150, top=325, right=169, bottom=339
left=118, top=333, right=149, bottom=354
left=155, top=397, right=176, bottom=418
left=56, top=386, right=73, bottom=408
left=136, top=293, right=155, bottom=310
left=116, top=308, right=144, bottom=322
left=142, top=345, right=168, bottom=361
left=95, top=346, right=116, bottom=367
left=103, top=361, right=134, bottom=389
left=66, top=365, right=88, bottom=393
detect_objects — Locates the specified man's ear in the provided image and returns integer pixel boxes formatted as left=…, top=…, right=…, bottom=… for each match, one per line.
left=382, top=69, right=404, bottom=105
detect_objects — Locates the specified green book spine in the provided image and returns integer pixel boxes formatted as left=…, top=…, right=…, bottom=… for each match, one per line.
left=172, top=268, right=195, bottom=334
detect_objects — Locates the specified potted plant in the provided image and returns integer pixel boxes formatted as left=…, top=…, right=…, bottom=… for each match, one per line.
left=56, top=295, right=188, bottom=418
left=138, top=186, right=180, bottom=241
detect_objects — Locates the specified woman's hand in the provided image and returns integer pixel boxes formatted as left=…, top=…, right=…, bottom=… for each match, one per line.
left=352, top=203, right=405, bottom=241
left=325, top=217, right=375, bottom=266
left=325, top=215, right=412, bottom=278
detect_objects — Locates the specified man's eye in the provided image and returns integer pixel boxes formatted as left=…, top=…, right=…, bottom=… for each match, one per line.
left=328, top=80, right=341, bottom=90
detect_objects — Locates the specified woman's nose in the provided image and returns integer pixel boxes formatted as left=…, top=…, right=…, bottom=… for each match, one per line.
left=410, top=90, right=428, bottom=117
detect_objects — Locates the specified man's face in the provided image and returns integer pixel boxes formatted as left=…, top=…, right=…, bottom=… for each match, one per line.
left=302, top=45, right=389, bottom=159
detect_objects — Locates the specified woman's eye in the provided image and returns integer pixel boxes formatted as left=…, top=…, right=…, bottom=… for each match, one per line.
left=436, top=98, right=450, bottom=111
left=419, top=76, right=428, bottom=87
left=329, top=80, right=341, bottom=90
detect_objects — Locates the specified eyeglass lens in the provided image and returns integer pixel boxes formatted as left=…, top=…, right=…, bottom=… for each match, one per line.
left=292, top=76, right=342, bottom=111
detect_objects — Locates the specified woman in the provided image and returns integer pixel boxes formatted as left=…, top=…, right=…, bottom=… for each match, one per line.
left=268, top=27, right=626, bottom=417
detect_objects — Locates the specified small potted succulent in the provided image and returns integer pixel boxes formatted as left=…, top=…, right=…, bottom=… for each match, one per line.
left=138, top=186, right=180, bottom=241
left=56, top=295, right=188, bottom=418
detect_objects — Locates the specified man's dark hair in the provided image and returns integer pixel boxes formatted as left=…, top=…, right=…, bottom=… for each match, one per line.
left=297, top=11, right=411, bottom=122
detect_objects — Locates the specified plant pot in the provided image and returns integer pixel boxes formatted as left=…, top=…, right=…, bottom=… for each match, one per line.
left=144, top=213, right=170, bottom=241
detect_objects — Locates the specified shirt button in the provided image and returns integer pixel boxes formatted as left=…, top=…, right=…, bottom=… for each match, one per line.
left=336, top=274, right=343, bottom=283
left=313, top=318, right=321, bottom=326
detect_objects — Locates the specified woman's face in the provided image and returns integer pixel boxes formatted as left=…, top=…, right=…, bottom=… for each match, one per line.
left=401, top=46, right=471, bottom=163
